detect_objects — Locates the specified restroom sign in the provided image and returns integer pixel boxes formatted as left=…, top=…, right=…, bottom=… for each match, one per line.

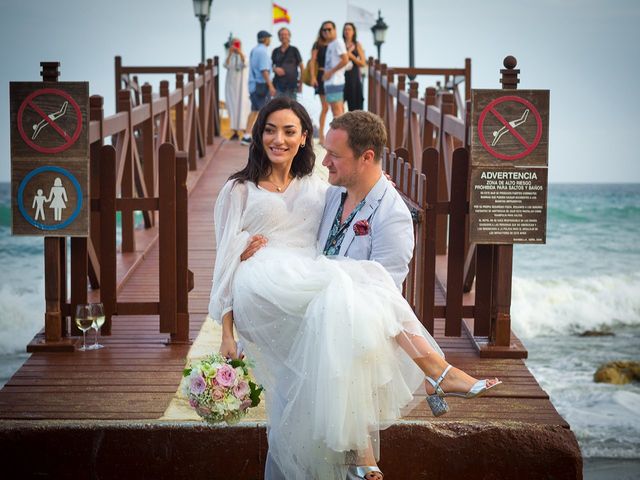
left=471, top=89, right=549, bottom=167
left=10, top=81, right=89, bottom=236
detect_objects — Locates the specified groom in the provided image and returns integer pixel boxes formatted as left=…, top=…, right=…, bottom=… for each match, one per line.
left=318, top=110, right=414, bottom=289
left=242, top=110, right=415, bottom=289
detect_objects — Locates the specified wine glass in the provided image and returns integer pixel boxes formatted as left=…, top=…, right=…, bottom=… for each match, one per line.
left=75, top=304, right=93, bottom=351
left=89, top=303, right=105, bottom=350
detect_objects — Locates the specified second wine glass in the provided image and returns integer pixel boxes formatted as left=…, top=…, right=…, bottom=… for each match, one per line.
left=90, top=302, right=105, bottom=350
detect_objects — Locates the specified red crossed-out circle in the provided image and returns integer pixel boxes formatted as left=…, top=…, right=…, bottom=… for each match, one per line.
left=478, top=95, right=542, bottom=161
left=17, top=88, right=83, bottom=154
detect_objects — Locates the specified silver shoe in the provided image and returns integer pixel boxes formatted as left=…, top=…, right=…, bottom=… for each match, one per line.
left=346, top=465, right=384, bottom=479
left=425, top=365, right=502, bottom=416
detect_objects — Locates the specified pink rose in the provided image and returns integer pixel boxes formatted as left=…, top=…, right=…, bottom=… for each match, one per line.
left=211, top=387, right=225, bottom=401
left=233, top=381, right=250, bottom=399
left=240, top=399, right=252, bottom=411
left=215, top=364, right=236, bottom=387
left=353, top=219, right=370, bottom=236
left=189, top=397, right=199, bottom=408
left=190, top=375, right=206, bottom=395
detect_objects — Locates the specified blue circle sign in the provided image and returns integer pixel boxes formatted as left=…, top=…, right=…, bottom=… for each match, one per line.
left=17, top=165, right=83, bottom=231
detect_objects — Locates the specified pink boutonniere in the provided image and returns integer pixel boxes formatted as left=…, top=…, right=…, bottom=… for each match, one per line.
left=353, top=219, right=370, bottom=236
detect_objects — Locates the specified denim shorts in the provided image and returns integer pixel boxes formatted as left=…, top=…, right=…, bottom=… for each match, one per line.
left=250, top=83, right=270, bottom=111
left=325, top=83, right=344, bottom=103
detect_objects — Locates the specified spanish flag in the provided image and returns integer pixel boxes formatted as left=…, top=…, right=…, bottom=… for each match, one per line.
left=273, top=3, right=291, bottom=24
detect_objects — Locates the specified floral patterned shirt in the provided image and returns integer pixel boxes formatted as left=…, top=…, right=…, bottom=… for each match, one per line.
left=322, top=192, right=366, bottom=256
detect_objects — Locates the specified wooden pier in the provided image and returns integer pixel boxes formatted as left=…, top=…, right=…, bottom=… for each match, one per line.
left=0, top=57, right=582, bottom=479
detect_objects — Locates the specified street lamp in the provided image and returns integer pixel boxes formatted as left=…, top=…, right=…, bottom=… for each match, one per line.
left=371, top=10, right=388, bottom=61
left=193, top=0, right=213, bottom=64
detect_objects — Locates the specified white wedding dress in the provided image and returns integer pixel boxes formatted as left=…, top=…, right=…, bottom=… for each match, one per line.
left=209, top=174, right=443, bottom=479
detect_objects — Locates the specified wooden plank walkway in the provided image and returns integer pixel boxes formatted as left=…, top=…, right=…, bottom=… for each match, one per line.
left=0, top=138, right=567, bottom=427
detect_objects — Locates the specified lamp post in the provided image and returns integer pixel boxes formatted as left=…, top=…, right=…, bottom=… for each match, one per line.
left=193, top=0, right=213, bottom=64
left=371, top=10, right=388, bottom=61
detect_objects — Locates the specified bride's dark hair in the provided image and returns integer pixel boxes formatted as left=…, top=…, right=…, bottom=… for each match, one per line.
left=230, top=97, right=315, bottom=184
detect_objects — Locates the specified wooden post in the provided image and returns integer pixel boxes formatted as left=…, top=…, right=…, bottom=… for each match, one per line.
left=206, top=59, right=215, bottom=145
left=187, top=69, right=197, bottom=170
left=198, top=62, right=207, bottom=153
left=117, top=89, right=135, bottom=253
left=99, top=145, right=117, bottom=335
left=88, top=95, right=103, bottom=289
left=159, top=143, right=177, bottom=336
left=445, top=148, right=469, bottom=336
left=160, top=80, right=172, bottom=145
left=421, top=148, right=439, bottom=334
left=114, top=56, right=122, bottom=112
left=489, top=56, right=519, bottom=347
left=406, top=81, right=419, bottom=164
left=436, top=94, right=455, bottom=255
left=173, top=152, right=191, bottom=344
left=395, top=75, right=406, bottom=153
left=39, top=62, right=68, bottom=348
left=141, top=84, right=156, bottom=227
left=377, top=64, right=387, bottom=120
left=175, top=73, right=185, bottom=151
left=464, top=57, right=472, bottom=105
left=423, top=87, right=437, bottom=149
left=213, top=56, right=221, bottom=136
left=367, top=57, right=375, bottom=113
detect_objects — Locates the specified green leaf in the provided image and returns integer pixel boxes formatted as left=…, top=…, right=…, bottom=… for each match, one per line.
left=182, top=368, right=192, bottom=377
left=229, top=359, right=244, bottom=368
left=249, top=381, right=264, bottom=407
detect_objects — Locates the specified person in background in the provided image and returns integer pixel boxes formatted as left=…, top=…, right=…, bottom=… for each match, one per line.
left=310, top=23, right=329, bottom=145
left=223, top=38, right=251, bottom=140
left=321, top=21, right=349, bottom=120
left=271, top=27, right=304, bottom=100
left=241, top=30, right=276, bottom=146
left=342, top=23, right=366, bottom=111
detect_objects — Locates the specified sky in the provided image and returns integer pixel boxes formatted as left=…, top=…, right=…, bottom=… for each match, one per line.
left=1, top=0, right=639, bottom=183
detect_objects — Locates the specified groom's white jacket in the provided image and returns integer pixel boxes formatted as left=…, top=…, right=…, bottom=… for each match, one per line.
left=317, top=174, right=414, bottom=290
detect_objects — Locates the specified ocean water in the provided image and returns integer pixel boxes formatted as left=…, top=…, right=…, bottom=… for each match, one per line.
left=0, top=182, right=639, bottom=470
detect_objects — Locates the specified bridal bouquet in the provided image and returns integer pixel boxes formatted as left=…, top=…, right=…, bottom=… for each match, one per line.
left=182, top=353, right=263, bottom=425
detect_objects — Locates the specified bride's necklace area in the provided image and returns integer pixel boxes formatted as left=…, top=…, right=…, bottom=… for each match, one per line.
left=264, top=175, right=292, bottom=192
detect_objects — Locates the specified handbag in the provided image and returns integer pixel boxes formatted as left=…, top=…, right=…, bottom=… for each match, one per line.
left=301, top=61, right=314, bottom=87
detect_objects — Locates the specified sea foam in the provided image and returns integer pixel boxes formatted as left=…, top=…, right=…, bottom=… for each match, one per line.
left=511, top=273, right=640, bottom=338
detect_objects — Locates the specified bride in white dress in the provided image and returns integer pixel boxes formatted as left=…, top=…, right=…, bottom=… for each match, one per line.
left=209, top=98, right=500, bottom=480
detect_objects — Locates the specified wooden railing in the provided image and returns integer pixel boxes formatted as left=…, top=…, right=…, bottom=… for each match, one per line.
left=371, top=58, right=525, bottom=358
left=34, top=57, right=220, bottom=351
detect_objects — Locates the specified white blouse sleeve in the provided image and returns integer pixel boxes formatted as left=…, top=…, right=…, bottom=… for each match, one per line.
left=208, top=180, right=251, bottom=323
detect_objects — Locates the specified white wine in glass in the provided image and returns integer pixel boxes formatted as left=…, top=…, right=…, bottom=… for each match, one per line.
left=90, top=303, right=105, bottom=350
left=75, top=304, right=93, bottom=351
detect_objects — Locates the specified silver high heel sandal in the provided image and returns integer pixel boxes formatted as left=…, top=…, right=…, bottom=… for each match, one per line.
left=425, top=365, right=502, bottom=417
left=346, top=465, right=384, bottom=479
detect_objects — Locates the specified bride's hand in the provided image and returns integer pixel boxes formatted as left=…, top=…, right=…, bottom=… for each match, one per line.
left=241, top=234, right=267, bottom=261
left=220, top=336, right=240, bottom=359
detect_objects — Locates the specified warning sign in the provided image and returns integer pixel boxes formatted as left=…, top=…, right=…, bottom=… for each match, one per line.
left=10, top=82, right=89, bottom=236
left=10, top=82, right=88, bottom=159
left=468, top=167, right=547, bottom=244
left=471, top=89, right=549, bottom=167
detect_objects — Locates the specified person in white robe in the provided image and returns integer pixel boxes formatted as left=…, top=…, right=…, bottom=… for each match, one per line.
left=224, top=38, right=251, bottom=140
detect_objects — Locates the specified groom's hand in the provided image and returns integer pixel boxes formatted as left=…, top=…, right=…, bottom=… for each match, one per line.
left=240, top=235, right=268, bottom=261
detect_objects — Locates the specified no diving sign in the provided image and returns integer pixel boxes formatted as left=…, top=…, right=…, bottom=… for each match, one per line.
left=471, top=89, right=549, bottom=166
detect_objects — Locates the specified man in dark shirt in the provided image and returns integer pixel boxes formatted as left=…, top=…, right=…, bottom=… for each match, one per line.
left=271, top=27, right=304, bottom=100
